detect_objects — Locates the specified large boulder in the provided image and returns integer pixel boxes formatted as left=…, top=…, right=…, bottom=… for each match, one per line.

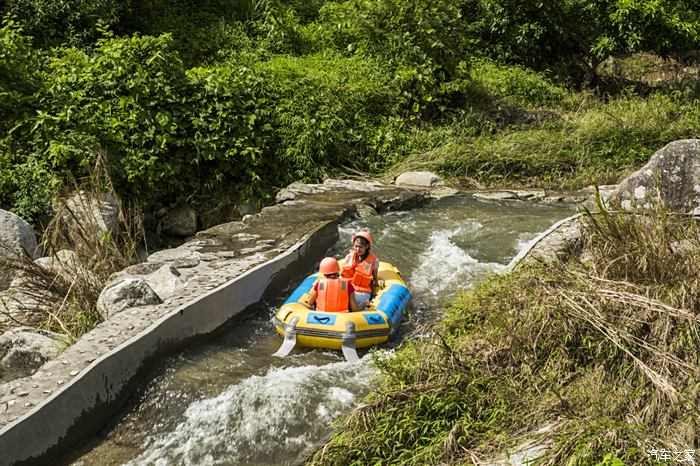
left=606, top=139, right=700, bottom=212
left=0, top=327, right=63, bottom=382
left=63, top=190, right=120, bottom=239
left=96, top=278, right=161, bottom=319
left=0, top=209, right=40, bottom=290
left=161, top=206, right=197, bottom=237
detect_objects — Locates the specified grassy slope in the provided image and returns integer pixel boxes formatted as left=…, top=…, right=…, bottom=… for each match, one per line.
left=307, top=204, right=700, bottom=465
left=392, top=58, right=700, bottom=190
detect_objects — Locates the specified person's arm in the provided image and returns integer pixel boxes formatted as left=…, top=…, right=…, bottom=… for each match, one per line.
left=307, top=282, right=319, bottom=308
left=308, top=289, right=317, bottom=306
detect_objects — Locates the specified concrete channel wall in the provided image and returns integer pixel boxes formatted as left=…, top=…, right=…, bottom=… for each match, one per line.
left=0, top=221, right=339, bottom=466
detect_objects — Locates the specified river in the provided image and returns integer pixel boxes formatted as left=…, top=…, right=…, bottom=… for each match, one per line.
left=68, top=195, right=576, bottom=466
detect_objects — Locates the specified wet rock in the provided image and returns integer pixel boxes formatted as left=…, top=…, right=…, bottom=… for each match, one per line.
left=0, top=209, right=40, bottom=290
left=429, top=187, right=460, bottom=199
left=0, top=328, right=63, bottom=382
left=356, top=204, right=378, bottom=218
left=514, top=189, right=546, bottom=201
left=161, top=206, right=197, bottom=237
left=395, top=171, right=444, bottom=188
left=96, top=278, right=161, bottom=319
left=606, top=139, right=700, bottom=212
left=473, top=191, right=519, bottom=201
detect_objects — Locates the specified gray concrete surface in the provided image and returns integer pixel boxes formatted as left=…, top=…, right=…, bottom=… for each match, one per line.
left=0, top=181, right=428, bottom=466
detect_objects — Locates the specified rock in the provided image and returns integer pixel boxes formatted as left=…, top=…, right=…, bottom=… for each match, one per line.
left=237, top=201, right=258, bottom=217
left=34, top=250, right=79, bottom=273
left=322, top=179, right=384, bottom=191
left=429, top=187, right=460, bottom=199
left=473, top=191, right=519, bottom=201
left=606, top=139, right=700, bottom=212
left=0, top=328, right=63, bottom=382
left=515, top=217, right=584, bottom=267
left=63, top=191, right=120, bottom=239
left=395, top=171, right=444, bottom=188
left=0, top=209, right=40, bottom=290
left=513, top=189, right=546, bottom=201
left=356, top=204, right=378, bottom=218
left=96, top=278, right=161, bottom=319
left=275, top=182, right=329, bottom=203
left=122, top=262, right=163, bottom=276
left=144, top=265, right=185, bottom=300
left=161, top=206, right=197, bottom=237
left=147, top=247, right=202, bottom=265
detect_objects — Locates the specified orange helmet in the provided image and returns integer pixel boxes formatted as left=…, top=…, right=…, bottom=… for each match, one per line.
left=319, top=257, right=340, bottom=275
left=351, top=231, right=372, bottom=247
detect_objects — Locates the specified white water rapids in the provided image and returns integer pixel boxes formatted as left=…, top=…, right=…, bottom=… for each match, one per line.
left=71, top=195, right=575, bottom=466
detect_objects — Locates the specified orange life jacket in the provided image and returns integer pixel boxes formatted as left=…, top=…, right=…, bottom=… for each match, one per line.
left=316, top=278, right=350, bottom=312
left=342, top=252, right=376, bottom=293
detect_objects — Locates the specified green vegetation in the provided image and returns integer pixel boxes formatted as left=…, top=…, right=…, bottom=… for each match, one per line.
left=308, top=204, right=700, bottom=465
left=0, top=0, right=698, bottom=458
left=1, top=0, right=698, bottom=225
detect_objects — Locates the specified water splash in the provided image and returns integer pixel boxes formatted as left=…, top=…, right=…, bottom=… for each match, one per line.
left=410, top=227, right=505, bottom=300
left=126, top=359, right=375, bottom=466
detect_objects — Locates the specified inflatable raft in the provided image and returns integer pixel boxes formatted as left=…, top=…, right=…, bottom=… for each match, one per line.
left=272, top=261, right=411, bottom=361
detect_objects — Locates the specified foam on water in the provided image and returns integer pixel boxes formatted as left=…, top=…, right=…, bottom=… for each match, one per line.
left=410, top=227, right=506, bottom=299
left=126, top=359, right=375, bottom=466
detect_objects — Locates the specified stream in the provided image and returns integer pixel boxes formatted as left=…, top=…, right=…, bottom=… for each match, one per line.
left=69, top=195, right=576, bottom=466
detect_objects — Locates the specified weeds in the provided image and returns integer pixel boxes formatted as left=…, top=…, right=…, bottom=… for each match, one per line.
left=0, top=155, right=145, bottom=341
left=307, top=200, right=700, bottom=465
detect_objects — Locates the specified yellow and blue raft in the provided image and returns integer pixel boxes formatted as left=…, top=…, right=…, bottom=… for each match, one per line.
left=272, top=261, right=411, bottom=361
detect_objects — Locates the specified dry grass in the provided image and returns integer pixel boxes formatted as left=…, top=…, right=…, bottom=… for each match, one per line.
left=0, top=155, right=145, bottom=341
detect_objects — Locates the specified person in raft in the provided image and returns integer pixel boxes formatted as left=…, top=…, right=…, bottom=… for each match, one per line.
left=342, top=231, right=379, bottom=309
left=308, top=257, right=369, bottom=312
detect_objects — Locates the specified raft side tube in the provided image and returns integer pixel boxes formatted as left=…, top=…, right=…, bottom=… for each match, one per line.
left=283, top=275, right=319, bottom=306
left=374, top=284, right=411, bottom=327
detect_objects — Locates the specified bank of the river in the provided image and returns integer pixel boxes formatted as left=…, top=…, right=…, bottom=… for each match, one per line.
left=0, top=179, right=439, bottom=465
left=306, top=209, right=700, bottom=464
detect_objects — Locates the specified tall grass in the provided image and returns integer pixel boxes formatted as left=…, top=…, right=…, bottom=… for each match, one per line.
left=392, top=73, right=700, bottom=189
left=307, top=202, right=700, bottom=465
left=0, top=156, right=145, bottom=341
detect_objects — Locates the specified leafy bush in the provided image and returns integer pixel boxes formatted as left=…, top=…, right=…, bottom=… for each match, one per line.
left=312, top=0, right=479, bottom=116
left=468, top=58, right=569, bottom=107
left=258, top=52, right=404, bottom=178
left=1, top=0, right=127, bottom=46
left=475, top=0, right=700, bottom=85
left=0, top=19, right=39, bottom=129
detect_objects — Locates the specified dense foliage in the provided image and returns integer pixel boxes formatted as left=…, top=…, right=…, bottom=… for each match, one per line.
left=0, top=0, right=698, bottom=226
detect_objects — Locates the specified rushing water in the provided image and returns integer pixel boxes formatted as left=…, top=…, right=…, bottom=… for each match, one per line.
left=69, top=195, right=576, bottom=466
